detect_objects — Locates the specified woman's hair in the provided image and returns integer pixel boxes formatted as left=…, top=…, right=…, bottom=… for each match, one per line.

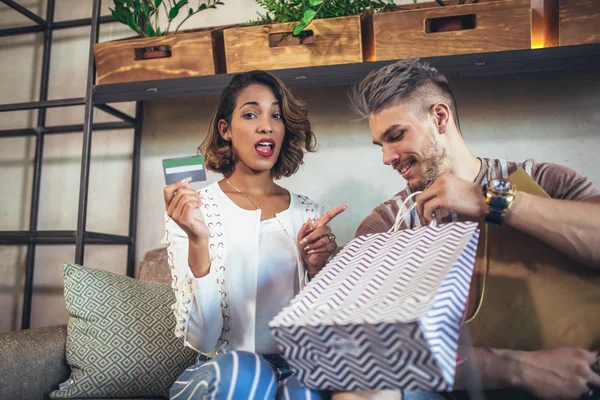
left=199, top=71, right=316, bottom=179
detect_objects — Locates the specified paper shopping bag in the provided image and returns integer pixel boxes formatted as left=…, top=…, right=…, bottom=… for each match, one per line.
left=464, top=169, right=600, bottom=351
left=270, top=221, right=480, bottom=391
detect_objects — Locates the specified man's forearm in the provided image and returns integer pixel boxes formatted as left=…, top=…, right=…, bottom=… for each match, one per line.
left=454, top=347, right=521, bottom=391
left=505, top=192, right=600, bottom=269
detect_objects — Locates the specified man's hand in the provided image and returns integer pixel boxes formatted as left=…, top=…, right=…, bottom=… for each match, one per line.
left=416, top=174, right=486, bottom=224
left=512, top=347, right=600, bottom=399
left=298, top=204, right=348, bottom=279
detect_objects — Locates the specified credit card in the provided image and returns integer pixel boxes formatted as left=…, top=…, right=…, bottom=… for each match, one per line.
left=162, top=155, right=207, bottom=185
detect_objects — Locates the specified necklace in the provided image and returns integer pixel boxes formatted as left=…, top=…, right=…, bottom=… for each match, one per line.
left=226, top=180, right=274, bottom=210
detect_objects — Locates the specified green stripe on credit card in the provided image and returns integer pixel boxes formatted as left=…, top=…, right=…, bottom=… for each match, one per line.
left=162, top=155, right=207, bottom=184
left=163, top=155, right=205, bottom=169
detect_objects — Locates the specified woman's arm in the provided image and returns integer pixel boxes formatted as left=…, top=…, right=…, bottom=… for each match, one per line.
left=164, top=216, right=223, bottom=353
left=163, top=179, right=223, bottom=353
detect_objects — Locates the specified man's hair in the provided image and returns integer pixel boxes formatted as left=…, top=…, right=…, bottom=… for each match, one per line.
left=199, top=70, right=316, bottom=179
left=349, top=58, right=460, bottom=128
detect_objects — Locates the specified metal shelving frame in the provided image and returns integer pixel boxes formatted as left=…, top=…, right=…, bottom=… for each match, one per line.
left=0, top=0, right=142, bottom=330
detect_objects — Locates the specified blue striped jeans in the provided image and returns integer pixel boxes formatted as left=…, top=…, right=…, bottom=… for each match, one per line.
left=170, top=351, right=328, bottom=400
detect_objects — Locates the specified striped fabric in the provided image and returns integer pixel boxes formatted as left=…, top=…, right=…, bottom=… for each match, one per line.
left=170, top=351, right=326, bottom=400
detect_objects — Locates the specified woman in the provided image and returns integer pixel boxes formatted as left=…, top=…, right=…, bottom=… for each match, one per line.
left=162, top=70, right=346, bottom=399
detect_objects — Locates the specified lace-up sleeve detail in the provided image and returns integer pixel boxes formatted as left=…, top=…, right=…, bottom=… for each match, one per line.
left=162, top=187, right=223, bottom=354
left=296, top=194, right=324, bottom=222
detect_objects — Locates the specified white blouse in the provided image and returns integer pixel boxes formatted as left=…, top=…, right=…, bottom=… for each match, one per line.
left=162, top=181, right=324, bottom=356
left=255, top=217, right=298, bottom=354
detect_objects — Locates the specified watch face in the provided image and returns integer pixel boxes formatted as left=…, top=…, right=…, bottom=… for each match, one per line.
left=491, top=179, right=512, bottom=194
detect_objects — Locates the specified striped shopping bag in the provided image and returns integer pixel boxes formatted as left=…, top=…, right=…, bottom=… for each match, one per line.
left=270, top=221, right=480, bottom=391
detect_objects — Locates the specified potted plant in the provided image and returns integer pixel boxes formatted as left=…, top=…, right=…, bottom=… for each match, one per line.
left=223, top=0, right=395, bottom=73
left=248, top=0, right=395, bottom=36
left=94, top=0, right=226, bottom=85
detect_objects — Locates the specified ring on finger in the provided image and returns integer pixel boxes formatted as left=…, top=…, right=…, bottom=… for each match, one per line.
left=327, top=234, right=335, bottom=242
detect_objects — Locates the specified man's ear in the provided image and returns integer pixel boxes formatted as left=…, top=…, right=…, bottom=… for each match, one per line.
left=431, top=103, right=451, bottom=134
left=218, top=119, right=230, bottom=141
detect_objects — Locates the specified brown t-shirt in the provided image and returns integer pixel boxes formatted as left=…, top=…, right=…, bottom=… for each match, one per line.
left=355, top=158, right=600, bottom=236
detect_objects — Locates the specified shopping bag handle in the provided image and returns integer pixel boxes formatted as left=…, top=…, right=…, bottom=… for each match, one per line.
left=389, top=190, right=434, bottom=232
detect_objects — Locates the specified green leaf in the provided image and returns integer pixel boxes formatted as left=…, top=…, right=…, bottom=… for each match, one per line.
left=168, top=0, right=188, bottom=19
left=189, top=7, right=193, bottom=15
left=146, top=22, right=156, bottom=36
left=303, top=9, right=316, bottom=23
left=154, top=0, right=162, bottom=7
left=109, top=7, right=128, bottom=24
left=308, top=0, right=323, bottom=6
left=140, top=2, right=150, bottom=18
left=293, top=21, right=307, bottom=35
left=199, top=3, right=207, bottom=9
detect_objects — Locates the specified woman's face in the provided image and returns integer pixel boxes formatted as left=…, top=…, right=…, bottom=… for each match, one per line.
left=220, top=83, right=286, bottom=176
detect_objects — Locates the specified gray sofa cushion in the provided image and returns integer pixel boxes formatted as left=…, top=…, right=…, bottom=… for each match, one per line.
left=49, top=263, right=197, bottom=399
left=0, top=325, right=70, bottom=400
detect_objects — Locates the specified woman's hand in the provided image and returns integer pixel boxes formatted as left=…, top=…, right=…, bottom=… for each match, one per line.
left=164, top=178, right=211, bottom=278
left=163, top=177, right=209, bottom=242
left=298, top=205, right=348, bottom=279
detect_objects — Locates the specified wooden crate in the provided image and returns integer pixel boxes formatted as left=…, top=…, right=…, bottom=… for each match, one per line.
left=94, top=29, right=225, bottom=85
left=559, top=0, right=600, bottom=46
left=372, top=0, right=536, bottom=60
left=223, top=16, right=364, bottom=73
left=531, top=0, right=559, bottom=48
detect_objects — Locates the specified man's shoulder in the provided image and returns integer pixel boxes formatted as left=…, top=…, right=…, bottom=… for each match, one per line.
left=529, top=161, right=600, bottom=201
left=355, top=188, right=410, bottom=237
left=381, top=188, right=410, bottom=207
left=478, top=157, right=536, bottom=181
left=481, top=157, right=599, bottom=201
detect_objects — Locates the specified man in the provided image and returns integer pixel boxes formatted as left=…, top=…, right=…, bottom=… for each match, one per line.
left=349, top=58, right=600, bottom=399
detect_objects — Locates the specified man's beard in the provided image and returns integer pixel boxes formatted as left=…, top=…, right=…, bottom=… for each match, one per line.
left=403, top=130, right=448, bottom=192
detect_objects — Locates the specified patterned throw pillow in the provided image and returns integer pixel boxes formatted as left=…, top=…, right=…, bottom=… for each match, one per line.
left=50, top=263, right=197, bottom=399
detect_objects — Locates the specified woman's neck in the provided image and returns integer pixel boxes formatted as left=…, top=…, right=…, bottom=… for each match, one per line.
left=224, top=166, right=275, bottom=196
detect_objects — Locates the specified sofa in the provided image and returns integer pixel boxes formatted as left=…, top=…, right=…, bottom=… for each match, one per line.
left=0, top=248, right=172, bottom=400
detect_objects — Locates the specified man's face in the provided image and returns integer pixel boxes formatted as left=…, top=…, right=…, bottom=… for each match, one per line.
left=369, top=101, right=448, bottom=192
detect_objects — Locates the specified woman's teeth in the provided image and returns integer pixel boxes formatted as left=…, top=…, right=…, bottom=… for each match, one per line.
left=256, top=144, right=273, bottom=152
